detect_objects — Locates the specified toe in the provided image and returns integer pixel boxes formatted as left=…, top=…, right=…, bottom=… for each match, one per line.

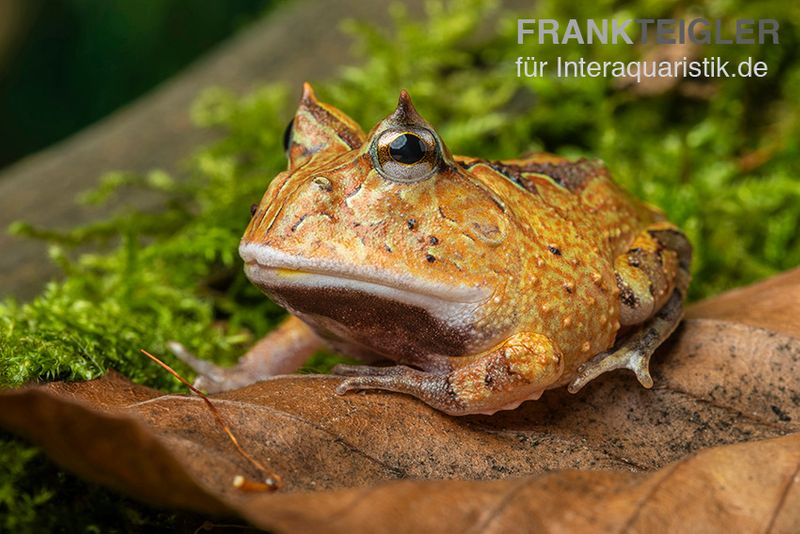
left=332, top=364, right=399, bottom=377
left=168, top=341, right=224, bottom=377
left=633, top=365, right=654, bottom=388
left=335, top=378, right=357, bottom=395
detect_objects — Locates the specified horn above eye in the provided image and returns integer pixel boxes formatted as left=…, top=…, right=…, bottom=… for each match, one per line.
left=372, top=128, right=440, bottom=183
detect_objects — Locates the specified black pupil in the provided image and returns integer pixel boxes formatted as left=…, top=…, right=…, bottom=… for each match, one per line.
left=282, top=118, right=294, bottom=152
left=389, top=133, right=426, bottom=164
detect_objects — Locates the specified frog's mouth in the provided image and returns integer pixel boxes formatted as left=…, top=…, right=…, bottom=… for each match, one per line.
left=239, top=243, right=488, bottom=321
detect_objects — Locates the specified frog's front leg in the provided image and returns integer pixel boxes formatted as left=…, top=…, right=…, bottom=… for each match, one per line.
left=568, top=223, right=692, bottom=393
left=334, top=332, right=563, bottom=416
left=170, top=315, right=323, bottom=392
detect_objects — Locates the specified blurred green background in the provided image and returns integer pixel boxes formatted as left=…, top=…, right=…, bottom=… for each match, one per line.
left=0, top=0, right=278, bottom=170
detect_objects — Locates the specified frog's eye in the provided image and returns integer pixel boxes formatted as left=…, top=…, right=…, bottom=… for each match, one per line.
left=372, top=129, right=440, bottom=183
left=389, top=133, right=426, bottom=164
left=282, top=118, right=294, bottom=154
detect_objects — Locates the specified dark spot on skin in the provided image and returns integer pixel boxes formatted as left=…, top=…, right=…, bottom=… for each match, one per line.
left=438, top=207, right=457, bottom=223
left=616, top=273, right=640, bottom=309
left=627, top=248, right=649, bottom=269
left=648, top=228, right=693, bottom=271
left=313, top=176, right=333, bottom=192
left=483, top=355, right=511, bottom=391
left=345, top=183, right=361, bottom=199
left=444, top=376, right=466, bottom=411
left=407, top=218, right=417, bottom=230
left=426, top=254, right=436, bottom=263
left=385, top=245, right=393, bottom=253
left=771, top=405, right=792, bottom=422
left=250, top=204, right=258, bottom=217
left=548, top=245, right=562, bottom=256
left=564, top=284, right=573, bottom=294
left=491, top=164, right=527, bottom=193
left=290, top=214, right=307, bottom=232
left=429, top=236, right=439, bottom=245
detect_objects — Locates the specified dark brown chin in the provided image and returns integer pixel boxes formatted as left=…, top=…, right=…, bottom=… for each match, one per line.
left=260, top=283, right=472, bottom=365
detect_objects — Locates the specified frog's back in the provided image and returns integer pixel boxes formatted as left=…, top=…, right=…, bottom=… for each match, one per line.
left=456, top=153, right=662, bottom=259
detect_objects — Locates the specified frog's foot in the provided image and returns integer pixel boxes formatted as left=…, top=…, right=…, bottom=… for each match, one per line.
left=334, top=332, right=563, bottom=416
left=169, top=342, right=249, bottom=392
left=568, top=290, right=684, bottom=394
left=169, top=315, right=323, bottom=393
left=332, top=364, right=403, bottom=377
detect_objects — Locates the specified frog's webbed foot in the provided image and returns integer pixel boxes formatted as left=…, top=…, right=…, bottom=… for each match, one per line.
left=168, top=341, right=245, bottom=392
left=334, top=363, right=448, bottom=404
left=168, top=315, right=323, bottom=393
left=568, top=290, right=684, bottom=394
left=333, top=364, right=404, bottom=377
left=334, top=332, right=564, bottom=416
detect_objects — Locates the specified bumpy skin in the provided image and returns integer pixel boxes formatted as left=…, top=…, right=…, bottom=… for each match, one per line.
left=177, top=83, right=691, bottom=416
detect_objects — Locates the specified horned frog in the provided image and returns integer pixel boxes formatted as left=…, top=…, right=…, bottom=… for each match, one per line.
left=174, top=83, right=691, bottom=416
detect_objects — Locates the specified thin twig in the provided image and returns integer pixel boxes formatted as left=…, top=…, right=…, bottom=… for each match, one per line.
left=140, top=349, right=282, bottom=491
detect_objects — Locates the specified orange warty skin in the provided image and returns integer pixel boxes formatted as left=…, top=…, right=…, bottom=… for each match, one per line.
left=234, top=84, right=692, bottom=415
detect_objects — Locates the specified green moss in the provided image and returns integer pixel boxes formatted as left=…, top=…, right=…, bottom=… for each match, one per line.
left=2, top=0, right=799, bottom=529
left=0, top=432, right=222, bottom=532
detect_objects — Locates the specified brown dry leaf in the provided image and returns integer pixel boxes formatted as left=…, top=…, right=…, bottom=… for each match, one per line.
left=1, top=268, right=800, bottom=532
left=686, top=267, right=800, bottom=338
left=241, top=433, right=800, bottom=533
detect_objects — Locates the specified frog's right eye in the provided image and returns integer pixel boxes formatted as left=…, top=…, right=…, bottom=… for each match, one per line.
left=282, top=118, right=294, bottom=154
left=389, top=133, right=427, bottom=164
left=372, top=129, right=440, bottom=183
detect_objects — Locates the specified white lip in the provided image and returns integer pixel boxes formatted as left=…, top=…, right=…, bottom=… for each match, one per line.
left=239, top=242, right=489, bottom=325
left=239, top=242, right=487, bottom=303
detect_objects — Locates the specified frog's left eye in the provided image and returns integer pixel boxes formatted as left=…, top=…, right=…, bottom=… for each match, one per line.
left=282, top=119, right=294, bottom=154
left=372, top=129, right=440, bottom=183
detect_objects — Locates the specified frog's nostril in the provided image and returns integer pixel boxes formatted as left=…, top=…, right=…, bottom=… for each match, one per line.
left=312, top=176, right=333, bottom=192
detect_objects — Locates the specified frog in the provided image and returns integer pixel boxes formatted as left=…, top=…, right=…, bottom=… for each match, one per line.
left=172, top=83, right=691, bottom=416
